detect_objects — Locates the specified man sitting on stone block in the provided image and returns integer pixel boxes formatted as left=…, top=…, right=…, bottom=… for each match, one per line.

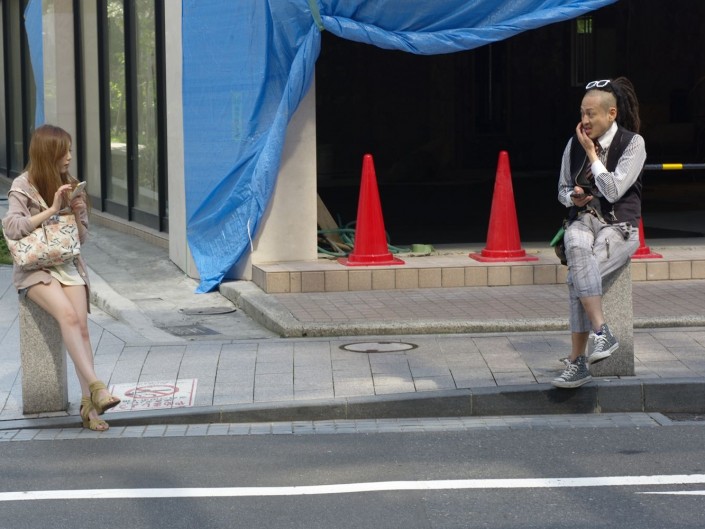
left=552, top=77, right=645, bottom=389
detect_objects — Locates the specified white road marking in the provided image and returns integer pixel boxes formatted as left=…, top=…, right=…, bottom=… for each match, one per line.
left=1, top=474, right=705, bottom=502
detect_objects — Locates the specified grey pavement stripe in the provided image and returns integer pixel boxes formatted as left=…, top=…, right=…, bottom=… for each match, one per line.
left=0, top=413, right=691, bottom=441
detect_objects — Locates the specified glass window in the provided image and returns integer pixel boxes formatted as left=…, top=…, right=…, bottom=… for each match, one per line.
left=134, top=0, right=158, bottom=215
left=8, top=0, right=24, bottom=173
left=572, top=16, right=595, bottom=87
left=106, top=0, right=128, bottom=205
left=0, top=4, right=6, bottom=171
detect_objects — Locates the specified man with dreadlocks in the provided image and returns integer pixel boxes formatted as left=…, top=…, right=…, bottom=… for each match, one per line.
left=552, top=77, right=646, bottom=388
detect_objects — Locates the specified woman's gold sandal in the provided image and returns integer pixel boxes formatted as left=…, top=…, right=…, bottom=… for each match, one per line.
left=89, top=380, right=121, bottom=415
left=80, top=397, right=109, bottom=431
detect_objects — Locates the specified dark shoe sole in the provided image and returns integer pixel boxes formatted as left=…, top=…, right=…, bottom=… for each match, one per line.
left=588, top=342, right=619, bottom=365
left=551, top=374, right=593, bottom=389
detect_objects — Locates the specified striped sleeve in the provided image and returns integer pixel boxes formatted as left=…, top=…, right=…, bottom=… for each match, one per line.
left=592, top=134, right=646, bottom=203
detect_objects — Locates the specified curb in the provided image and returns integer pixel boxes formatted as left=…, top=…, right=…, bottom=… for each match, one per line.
left=2, top=377, right=703, bottom=432
left=88, top=266, right=185, bottom=343
left=220, top=281, right=705, bottom=337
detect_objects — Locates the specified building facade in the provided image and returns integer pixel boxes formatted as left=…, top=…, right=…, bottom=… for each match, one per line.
left=2, top=0, right=703, bottom=283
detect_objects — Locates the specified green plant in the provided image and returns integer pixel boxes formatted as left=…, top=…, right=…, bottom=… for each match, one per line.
left=0, top=228, right=12, bottom=265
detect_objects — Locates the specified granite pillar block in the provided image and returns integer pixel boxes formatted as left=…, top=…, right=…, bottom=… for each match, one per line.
left=590, top=262, right=634, bottom=377
left=19, top=297, right=68, bottom=414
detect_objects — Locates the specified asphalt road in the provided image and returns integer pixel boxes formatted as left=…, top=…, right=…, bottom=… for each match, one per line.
left=1, top=417, right=704, bottom=528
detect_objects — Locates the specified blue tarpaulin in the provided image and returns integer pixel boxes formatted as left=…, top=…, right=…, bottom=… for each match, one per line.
left=182, top=0, right=617, bottom=292
left=25, top=0, right=44, bottom=128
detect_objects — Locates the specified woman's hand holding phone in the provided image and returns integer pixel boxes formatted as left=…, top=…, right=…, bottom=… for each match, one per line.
left=69, top=181, right=86, bottom=200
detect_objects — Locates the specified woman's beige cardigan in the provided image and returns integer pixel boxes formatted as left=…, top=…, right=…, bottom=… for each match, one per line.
left=2, top=172, right=91, bottom=305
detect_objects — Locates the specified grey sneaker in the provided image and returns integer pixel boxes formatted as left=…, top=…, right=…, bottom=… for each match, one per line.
left=552, top=356, right=592, bottom=388
left=588, top=324, right=619, bottom=365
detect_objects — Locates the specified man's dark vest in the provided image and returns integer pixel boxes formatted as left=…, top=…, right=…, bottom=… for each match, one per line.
left=569, top=125, right=642, bottom=224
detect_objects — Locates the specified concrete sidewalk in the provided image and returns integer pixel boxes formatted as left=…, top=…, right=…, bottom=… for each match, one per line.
left=1, top=191, right=705, bottom=431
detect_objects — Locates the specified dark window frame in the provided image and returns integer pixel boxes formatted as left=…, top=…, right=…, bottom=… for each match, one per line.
left=1, top=0, right=33, bottom=177
left=87, top=0, right=167, bottom=231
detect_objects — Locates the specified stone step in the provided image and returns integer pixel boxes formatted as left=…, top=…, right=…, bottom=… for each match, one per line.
left=252, top=246, right=705, bottom=294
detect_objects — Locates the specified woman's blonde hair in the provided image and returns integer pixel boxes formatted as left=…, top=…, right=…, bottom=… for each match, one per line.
left=25, top=124, right=77, bottom=207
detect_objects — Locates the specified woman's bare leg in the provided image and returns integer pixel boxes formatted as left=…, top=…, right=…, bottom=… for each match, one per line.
left=61, top=284, right=95, bottom=396
left=26, top=280, right=113, bottom=407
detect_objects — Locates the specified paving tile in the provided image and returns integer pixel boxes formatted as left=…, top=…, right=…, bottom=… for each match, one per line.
left=374, top=383, right=416, bottom=395
left=413, top=376, right=457, bottom=391
left=333, top=383, right=375, bottom=397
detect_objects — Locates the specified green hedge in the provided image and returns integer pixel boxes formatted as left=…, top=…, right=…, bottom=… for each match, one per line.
left=0, top=228, right=12, bottom=265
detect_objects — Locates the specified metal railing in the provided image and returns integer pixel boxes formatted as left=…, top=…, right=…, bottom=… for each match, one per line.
left=644, top=163, right=705, bottom=171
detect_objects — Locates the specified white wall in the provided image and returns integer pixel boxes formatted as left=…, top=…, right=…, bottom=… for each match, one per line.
left=163, top=0, right=197, bottom=277
left=231, top=83, right=318, bottom=280
left=41, top=0, right=76, bottom=173
left=250, top=82, right=319, bottom=266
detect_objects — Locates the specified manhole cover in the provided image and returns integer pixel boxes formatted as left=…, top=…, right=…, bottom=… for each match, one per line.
left=340, top=341, right=418, bottom=353
left=179, top=307, right=236, bottom=316
left=160, top=324, right=220, bottom=337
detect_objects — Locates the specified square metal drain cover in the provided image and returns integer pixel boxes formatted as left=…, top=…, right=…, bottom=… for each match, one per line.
left=160, top=324, right=220, bottom=337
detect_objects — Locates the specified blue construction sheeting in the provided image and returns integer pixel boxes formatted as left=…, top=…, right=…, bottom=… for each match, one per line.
left=25, top=0, right=44, bottom=128
left=183, top=0, right=616, bottom=292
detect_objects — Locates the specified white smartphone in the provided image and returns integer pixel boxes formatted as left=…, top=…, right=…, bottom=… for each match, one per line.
left=69, top=181, right=86, bottom=200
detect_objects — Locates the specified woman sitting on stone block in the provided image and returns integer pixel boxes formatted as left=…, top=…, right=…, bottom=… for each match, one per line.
left=2, top=124, right=120, bottom=430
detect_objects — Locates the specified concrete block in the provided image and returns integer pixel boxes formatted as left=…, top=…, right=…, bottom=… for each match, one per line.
left=692, top=260, right=705, bottom=279
left=419, top=268, right=441, bottom=288
left=631, top=261, right=646, bottom=281
left=533, top=265, right=557, bottom=285
left=348, top=270, right=371, bottom=291
left=464, top=266, right=488, bottom=286
left=441, top=268, right=465, bottom=287
left=266, top=272, right=290, bottom=293
left=471, top=384, right=598, bottom=416
left=19, top=298, right=68, bottom=414
left=590, top=263, right=634, bottom=377
left=595, top=379, right=643, bottom=412
left=371, top=269, right=395, bottom=290
left=646, top=261, right=668, bottom=280
left=487, top=266, right=510, bottom=286
left=289, top=271, right=302, bottom=293
left=510, top=266, right=533, bottom=285
left=345, top=390, right=472, bottom=419
left=668, top=261, right=691, bottom=280
left=643, top=379, right=705, bottom=413
left=301, top=271, right=325, bottom=292
left=324, top=270, right=348, bottom=292
left=395, top=268, right=419, bottom=289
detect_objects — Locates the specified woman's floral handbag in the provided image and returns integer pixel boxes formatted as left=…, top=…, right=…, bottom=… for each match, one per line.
left=3, top=188, right=80, bottom=270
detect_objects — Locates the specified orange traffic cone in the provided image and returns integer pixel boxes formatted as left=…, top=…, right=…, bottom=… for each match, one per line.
left=632, top=217, right=662, bottom=259
left=470, top=151, right=538, bottom=262
left=338, top=154, right=404, bottom=267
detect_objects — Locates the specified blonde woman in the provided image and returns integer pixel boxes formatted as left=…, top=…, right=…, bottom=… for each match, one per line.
left=2, top=124, right=120, bottom=430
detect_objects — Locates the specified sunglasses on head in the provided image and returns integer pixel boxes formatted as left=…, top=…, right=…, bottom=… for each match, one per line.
left=585, top=79, right=611, bottom=90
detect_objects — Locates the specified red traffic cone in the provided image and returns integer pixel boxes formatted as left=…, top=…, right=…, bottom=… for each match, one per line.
left=470, top=151, right=538, bottom=262
left=632, top=217, right=662, bottom=259
left=338, top=154, right=404, bottom=267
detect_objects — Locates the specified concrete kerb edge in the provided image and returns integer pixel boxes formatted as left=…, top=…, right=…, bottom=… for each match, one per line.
left=223, top=280, right=571, bottom=336
left=2, top=378, right=703, bottom=431
left=219, top=280, right=705, bottom=337
left=633, top=316, right=705, bottom=328
left=219, top=281, right=304, bottom=337
left=87, top=266, right=185, bottom=343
